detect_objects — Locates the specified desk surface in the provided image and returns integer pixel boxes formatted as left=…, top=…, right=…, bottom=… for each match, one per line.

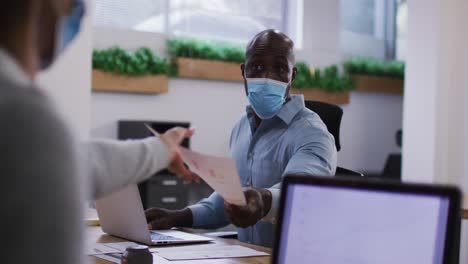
left=87, top=227, right=271, bottom=264
left=87, top=194, right=467, bottom=263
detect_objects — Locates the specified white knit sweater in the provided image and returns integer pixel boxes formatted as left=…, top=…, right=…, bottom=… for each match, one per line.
left=0, top=49, right=170, bottom=263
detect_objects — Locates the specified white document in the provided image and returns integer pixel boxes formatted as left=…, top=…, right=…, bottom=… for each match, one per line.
left=95, top=253, right=174, bottom=264
left=86, top=244, right=123, bottom=256
left=180, top=147, right=246, bottom=206
left=204, top=231, right=238, bottom=238
left=86, top=242, right=141, bottom=256
left=94, top=253, right=122, bottom=263
left=155, top=245, right=269, bottom=261
left=104, top=242, right=142, bottom=251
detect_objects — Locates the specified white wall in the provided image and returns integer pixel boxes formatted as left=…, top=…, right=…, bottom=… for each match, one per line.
left=38, top=0, right=92, bottom=140
left=340, top=93, right=402, bottom=172
left=92, top=79, right=247, bottom=156
left=403, top=0, right=468, bottom=262
left=90, top=0, right=403, bottom=173
left=403, top=0, right=468, bottom=189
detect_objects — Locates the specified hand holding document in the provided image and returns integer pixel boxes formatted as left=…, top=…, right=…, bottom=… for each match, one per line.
left=179, top=147, right=246, bottom=206
left=144, top=124, right=200, bottom=183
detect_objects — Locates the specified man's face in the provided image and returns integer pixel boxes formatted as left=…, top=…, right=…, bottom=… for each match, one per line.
left=243, top=54, right=293, bottom=83
left=241, top=31, right=297, bottom=96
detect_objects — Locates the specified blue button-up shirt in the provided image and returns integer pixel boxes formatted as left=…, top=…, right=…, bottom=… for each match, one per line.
left=189, top=95, right=337, bottom=247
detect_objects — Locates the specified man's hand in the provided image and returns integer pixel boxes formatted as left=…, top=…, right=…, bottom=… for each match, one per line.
left=159, top=127, right=200, bottom=183
left=224, top=187, right=272, bottom=228
left=145, top=207, right=193, bottom=230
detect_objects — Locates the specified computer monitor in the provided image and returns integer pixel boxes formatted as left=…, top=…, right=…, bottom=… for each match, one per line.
left=273, top=175, right=461, bottom=264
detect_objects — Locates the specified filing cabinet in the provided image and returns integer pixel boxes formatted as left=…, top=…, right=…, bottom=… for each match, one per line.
left=146, top=173, right=188, bottom=210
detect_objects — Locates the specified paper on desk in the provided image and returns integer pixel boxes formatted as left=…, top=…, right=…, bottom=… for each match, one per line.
left=85, top=244, right=122, bottom=256
left=95, top=253, right=173, bottom=264
left=86, top=242, right=141, bottom=256
left=180, top=147, right=246, bottom=206
left=94, top=253, right=122, bottom=263
left=104, top=242, right=142, bottom=251
left=154, top=245, right=269, bottom=261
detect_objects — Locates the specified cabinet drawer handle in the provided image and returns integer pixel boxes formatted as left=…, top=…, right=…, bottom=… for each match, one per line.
left=162, top=180, right=178, bottom=186
left=162, top=197, right=177, bottom=203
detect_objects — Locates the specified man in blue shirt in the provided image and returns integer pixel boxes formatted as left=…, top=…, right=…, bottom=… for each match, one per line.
left=146, top=29, right=337, bottom=247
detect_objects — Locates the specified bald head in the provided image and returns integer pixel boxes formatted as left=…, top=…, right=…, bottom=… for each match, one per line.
left=246, top=29, right=295, bottom=64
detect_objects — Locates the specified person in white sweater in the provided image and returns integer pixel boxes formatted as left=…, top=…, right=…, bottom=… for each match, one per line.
left=0, top=0, right=198, bottom=263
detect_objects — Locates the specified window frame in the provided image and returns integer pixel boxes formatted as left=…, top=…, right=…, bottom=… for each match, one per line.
left=93, top=0, right=303, bottom=49
left=340, top=0, right=397, bottom=60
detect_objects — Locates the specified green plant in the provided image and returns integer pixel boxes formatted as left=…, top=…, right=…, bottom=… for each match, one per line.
left=343, top=58, right=405, bottom=79
left=92, top=47, right=170, bottom=76
left=168, top=38, right=246, bottom=63
left=292, top=61, right=354, bottom=92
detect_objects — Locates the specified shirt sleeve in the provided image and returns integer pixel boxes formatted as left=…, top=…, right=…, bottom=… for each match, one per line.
left=188, top=192, right=230, bottom=229
left=263, top=123, right=338, bottom=223
left=84, top=137, right=171, bottom=199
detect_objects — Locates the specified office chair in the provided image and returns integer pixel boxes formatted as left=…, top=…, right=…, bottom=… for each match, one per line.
left=336, top=167, right=364, bottom=178
left=381, top=130, right=402, bottom=181
left=304, top=100, right=364, bottom=178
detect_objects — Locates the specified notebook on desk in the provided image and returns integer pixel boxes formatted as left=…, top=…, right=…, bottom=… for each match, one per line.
left=272, top=175, right=462, bottom=264
left=85, top=207, right=100, bottom=226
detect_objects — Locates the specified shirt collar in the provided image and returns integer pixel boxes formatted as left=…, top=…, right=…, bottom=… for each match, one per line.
left=0, top=48, right=33, bottom=87
left=246, top=94, right=306, bottom=126
left=276, top=94, right=306, bottom=124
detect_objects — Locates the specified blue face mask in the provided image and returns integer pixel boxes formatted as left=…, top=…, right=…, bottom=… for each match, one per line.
left=41, top=0, right=85, bottom=69
left=246, top=78, right=289, bottom=119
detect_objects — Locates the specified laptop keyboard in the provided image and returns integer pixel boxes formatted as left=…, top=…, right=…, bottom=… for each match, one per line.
left=150, top=231, right=183, bottom=241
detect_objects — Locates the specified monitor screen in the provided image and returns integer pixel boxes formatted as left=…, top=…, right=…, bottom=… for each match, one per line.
left=277, top=183, right=450, bottom=264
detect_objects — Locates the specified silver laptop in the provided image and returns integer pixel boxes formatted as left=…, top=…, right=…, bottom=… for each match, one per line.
left=96, top=184, right=213, bottom=245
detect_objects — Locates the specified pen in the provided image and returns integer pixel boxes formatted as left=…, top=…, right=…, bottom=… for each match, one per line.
left=144, top=123, right=160, bottom=137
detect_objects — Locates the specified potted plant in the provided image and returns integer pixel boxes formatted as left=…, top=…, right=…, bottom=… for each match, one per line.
left=168, top=38, right=245, bottom=82
left=291, top=62, right=354, bottom=105
left=344, top=58, right=405, bottom=95
left=92, top=47, right=171, bottom=94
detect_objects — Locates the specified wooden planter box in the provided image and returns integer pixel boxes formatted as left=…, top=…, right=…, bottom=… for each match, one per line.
left=176, top=57, right=243, bottom=82
left=92, top=69, right=169, bottom=94
left=291, top=88, right=350, bottom=105
left=352, top=74, right=404, bottom=95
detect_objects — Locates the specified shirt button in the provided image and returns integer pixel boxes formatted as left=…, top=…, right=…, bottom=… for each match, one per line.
left=248, top=152, right=254, bottom=159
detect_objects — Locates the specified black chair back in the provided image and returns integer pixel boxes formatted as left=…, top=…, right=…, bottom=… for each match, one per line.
left=336, top=167, right=364, bottom=178
left=304, top=100, right=364, bottom=178
left=304, top=100, right=342, bottom=151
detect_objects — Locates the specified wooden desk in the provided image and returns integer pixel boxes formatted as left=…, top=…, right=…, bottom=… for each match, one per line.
left=87, top=227, right=271, bottom=264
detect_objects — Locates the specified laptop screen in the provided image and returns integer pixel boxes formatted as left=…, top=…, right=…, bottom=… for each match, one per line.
left=276, top=183, right=451, bottom=264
